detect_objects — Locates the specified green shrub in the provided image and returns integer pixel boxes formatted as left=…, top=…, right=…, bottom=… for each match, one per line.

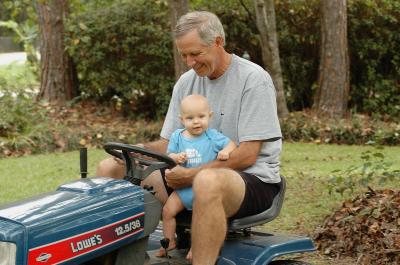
left=0, top=64, right=38, bottom=90
left=0, top=89, right=50, bottom=156
left=0, top=64, right=40, bottom=137
left=65, top=0, right=175, bottom=119
left=347, top=0, right=400, bottom=119
left=328, top=146, right=400, bottom=195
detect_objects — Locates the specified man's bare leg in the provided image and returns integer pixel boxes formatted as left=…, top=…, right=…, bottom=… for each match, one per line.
left=96, top=157, right=168, bottom=203
left=191, top=168, right=245, bottom=265
left=96, top=157, right=125, bottom=179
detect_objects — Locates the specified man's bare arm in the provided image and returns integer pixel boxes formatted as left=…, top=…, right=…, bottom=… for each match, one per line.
left=206, top=140, right=261, bottom=170
left=111, top=138, right=169, bottom=166
left=141, top=138, right=169, bottom=153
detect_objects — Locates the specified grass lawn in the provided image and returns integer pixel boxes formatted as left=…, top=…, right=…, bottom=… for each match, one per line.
left=1, top=142, right=398, bottom=231
left=0, top=148, right=108, bottom=204
left=0, top=142, right=398, bottom=264
left=0, top=140, right=400, bottom=212
left=276, top=143, right=400, bottom=234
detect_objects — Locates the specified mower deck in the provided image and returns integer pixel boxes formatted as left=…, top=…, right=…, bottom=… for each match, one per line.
left=146, top=225, right=315, bottom=265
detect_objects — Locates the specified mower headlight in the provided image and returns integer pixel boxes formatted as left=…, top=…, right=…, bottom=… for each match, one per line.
left=0, top=242, right=16, bottom=265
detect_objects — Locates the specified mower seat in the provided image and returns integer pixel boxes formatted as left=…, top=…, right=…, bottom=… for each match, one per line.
left=175, top=176, right=286, bottom=231
left=228, top=176, right=286, bottom=230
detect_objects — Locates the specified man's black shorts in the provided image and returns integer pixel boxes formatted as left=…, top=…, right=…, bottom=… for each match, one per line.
left=230, top=171, right=280, bottom=220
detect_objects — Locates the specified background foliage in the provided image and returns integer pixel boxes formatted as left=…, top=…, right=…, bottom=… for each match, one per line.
left=62, top=0, right=400, bottom=120
left=1, top=0, right=399, bottom=156
left=281, top=111, right=400, bottom=146
left=347, top=0, right=400, bottom=119
left=65, top=0, right=174, bottom=119
left=276, top=0, right=400, bottom=118
left=0, top=0, right=36, bottom=36
left=0, top=64, right=48, bottom=155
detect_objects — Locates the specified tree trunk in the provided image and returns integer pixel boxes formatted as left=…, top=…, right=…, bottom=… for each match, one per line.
left=35, top=0, right=77, bottom=102
left=314, top=0, right=349, bottom=118
left=168, top=0, right=189, bottom=80
left=253, top=0, right=289, bottom=118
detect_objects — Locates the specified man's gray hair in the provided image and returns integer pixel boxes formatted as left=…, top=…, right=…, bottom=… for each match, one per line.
left=174, top=11, right=225, bottom=46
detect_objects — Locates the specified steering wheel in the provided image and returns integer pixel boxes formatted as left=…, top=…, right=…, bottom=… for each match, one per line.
left=103, top=142, right=176, bottom=185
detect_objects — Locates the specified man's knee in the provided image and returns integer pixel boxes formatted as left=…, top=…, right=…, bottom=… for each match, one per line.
left=193, top=169, right=245, bottom=216
left=96, top=157, right=124, bottom=179
left=193, top=169, right=219, bottom=191
left=96, top=157, right=168, bottom=203
left=193, top=169, right=223, bottom=199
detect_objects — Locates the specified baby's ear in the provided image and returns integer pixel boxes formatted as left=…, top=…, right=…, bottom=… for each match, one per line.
left=179, top=114, right=183, bottom=122
left=209, top=111, right=214, bottom=118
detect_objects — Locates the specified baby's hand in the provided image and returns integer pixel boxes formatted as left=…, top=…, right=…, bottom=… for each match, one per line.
left=217, top=151, right=230, bottom=161
left=169, top=152, right=187, bottom=164
left=176, top=152, right=187, bottom=164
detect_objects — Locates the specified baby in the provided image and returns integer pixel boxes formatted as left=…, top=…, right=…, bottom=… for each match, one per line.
left=158, top=94, right=236, bottom=259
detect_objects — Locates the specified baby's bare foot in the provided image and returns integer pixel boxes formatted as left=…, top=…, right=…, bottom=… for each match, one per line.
left=186, top=248, right=192, bottom=262
left=156, top=241, right=176, bottom=257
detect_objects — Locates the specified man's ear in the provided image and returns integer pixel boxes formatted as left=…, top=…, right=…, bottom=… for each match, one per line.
left=215, top=36, right=224, bottom=47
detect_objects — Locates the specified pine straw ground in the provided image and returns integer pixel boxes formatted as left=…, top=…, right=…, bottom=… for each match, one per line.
left=313, top=188, right=400, bottom=265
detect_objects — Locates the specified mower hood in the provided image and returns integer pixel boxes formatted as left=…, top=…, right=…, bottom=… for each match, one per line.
left=0, top=177, right=153, bottom=265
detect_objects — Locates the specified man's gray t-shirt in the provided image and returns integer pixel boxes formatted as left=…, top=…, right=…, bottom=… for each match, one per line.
left=161, top=54, right=282, bottom=183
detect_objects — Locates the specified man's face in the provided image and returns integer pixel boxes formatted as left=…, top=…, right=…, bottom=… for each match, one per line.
left=176, top=30, right=219, bottom=78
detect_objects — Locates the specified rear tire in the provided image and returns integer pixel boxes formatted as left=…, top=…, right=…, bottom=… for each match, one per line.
left=269, top=260, right=313, bottom=265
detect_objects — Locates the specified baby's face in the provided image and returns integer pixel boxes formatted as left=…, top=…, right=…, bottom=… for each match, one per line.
left=180, top=104, right=211, bottom=137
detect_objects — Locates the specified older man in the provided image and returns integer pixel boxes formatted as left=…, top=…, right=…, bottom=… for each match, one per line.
left=97, top=11, right=282, bottom=265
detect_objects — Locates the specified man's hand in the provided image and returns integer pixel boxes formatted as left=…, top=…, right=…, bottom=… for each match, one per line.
left=165, top=165, right=196, bottom=189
